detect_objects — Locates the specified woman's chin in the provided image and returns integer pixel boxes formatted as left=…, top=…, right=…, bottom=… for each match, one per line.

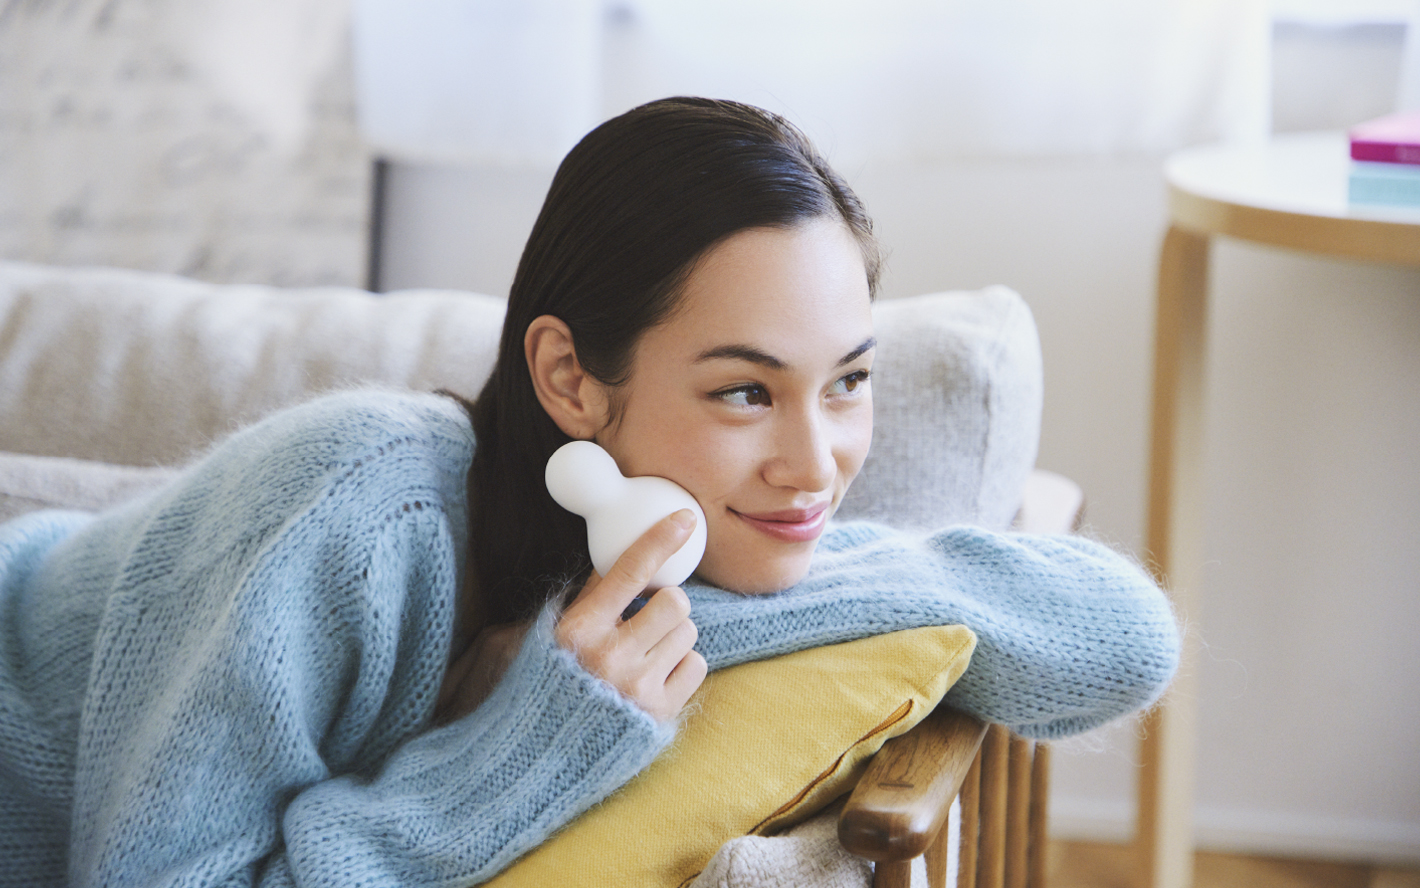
left=691, top=552, right=814, bottom=595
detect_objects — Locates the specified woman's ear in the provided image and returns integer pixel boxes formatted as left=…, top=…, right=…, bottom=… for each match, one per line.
left=524, top=315, right=610, bottom=439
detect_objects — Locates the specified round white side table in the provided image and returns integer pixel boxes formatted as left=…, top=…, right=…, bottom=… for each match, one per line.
left=1139, top=132, right=1420, bottom=888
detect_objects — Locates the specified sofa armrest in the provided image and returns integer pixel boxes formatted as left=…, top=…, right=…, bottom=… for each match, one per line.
left=1013, top=468, right=1084, bottom=535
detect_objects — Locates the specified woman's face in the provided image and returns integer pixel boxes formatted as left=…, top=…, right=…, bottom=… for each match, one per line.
left=593, top=217, right=875, bottom=594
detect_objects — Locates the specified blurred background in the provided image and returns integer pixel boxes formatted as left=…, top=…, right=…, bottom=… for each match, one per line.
left=2, top=0, right=1417, bottom=867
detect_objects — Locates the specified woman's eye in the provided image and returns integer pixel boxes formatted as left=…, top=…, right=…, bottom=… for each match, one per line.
left=831, top=369, right=871, bottom=396
left=715, top=384, right=771, bottom=408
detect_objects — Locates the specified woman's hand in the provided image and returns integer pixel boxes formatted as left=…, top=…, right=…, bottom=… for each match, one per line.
left=555, top=509, right=707, bottom=723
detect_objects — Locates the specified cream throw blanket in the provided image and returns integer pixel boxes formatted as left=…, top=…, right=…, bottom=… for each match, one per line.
left=691, top=802, right=959, bottom=888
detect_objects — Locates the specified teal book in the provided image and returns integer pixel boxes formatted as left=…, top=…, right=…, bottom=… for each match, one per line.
left=1348, top=160, right=1420, bottom=207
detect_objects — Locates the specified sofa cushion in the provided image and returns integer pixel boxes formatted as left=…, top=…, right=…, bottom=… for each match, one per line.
left=0, top=260, right=1040, bottom=530
left=0, top=260, right=505, bottom=468
left=0, top=451, right=178, bottom=524
left=840, top=287, right=1041, bottom=530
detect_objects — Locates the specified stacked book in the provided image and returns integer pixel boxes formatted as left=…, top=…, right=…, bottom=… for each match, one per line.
left=1348, top=111, right=1420, bottom=207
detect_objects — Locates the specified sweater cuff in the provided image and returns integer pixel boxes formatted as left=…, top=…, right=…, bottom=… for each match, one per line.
left=282, top=603, right=675, bottom=885
left=511, top=601, right=679, bottom=753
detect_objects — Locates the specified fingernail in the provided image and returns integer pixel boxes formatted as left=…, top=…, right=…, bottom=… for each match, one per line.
left=670, top=509, right=695, bottom=530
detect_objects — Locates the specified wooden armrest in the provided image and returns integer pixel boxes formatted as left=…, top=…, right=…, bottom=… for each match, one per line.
left=838, top=705, right=988, bottom=861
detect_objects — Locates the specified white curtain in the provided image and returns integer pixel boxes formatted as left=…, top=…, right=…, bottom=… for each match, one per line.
left=1407, top=6, right=1420, bottom=110
left=353, top=0, right=1272, bottom=165
left=611, top=0, right=1270, bottom=163
left=352, top=0, right=602, bottom=165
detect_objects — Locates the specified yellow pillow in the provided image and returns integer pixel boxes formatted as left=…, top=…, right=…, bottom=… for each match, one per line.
left=488, top=624, right=977, bottom=888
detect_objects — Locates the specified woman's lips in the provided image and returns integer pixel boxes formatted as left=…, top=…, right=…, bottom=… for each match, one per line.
left=731, top=504, right=830, bottom=543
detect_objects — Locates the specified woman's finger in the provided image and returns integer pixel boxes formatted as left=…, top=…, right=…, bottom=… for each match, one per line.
left=620, top=585, right=692, bottom=652
left=569, top=509, right=696, bottom=626
left=661, top=650, right=708, bottom=715
left=642, top=612, right=699, bottom=678
left=553, top=510, right=705, bottom=722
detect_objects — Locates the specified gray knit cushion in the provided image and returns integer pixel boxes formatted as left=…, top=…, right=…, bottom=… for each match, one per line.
left=836, top=287, right=1042, bottom=531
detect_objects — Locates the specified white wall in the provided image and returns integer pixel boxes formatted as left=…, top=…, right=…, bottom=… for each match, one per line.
left=1194, top=242, right=1420, bottom=862
left=376, top=21, right=1420, bottom=866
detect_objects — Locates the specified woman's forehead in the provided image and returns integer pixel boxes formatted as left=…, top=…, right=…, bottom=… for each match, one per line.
left=657, top=220, right=873, bottom=362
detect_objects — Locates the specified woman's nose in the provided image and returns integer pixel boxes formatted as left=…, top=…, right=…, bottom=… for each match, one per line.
left=765, top=409, right=837, bottom=493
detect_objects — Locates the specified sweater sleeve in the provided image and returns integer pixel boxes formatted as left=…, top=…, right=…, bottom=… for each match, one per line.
left=74, top=557, right=668, bottom=888
left=268, top=605, right=674, bottom=888
left=43, top=391, right=672, bottom=888
left=685, top=523, right=1180, bottom=739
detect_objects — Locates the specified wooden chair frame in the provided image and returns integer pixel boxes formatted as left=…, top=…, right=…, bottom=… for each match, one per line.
left=837, top=469, right=1083, bottom=888
left=841, top=710, right=1050, bottom=888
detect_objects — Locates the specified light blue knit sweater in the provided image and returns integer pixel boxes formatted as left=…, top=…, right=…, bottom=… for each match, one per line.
left=0, top=390, right=1178, bottom=887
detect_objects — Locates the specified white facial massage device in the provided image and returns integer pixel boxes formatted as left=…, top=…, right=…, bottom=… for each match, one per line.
left=545, top=440, right=708, bottom=590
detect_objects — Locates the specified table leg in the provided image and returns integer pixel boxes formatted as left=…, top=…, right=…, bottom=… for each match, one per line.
left=1137, top=225, right=1209, bottom=888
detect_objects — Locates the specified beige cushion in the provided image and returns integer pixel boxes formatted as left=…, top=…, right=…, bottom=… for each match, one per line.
left=0, top=451, right=177, bottom=524
left=0, top=260, right=504, bottom=467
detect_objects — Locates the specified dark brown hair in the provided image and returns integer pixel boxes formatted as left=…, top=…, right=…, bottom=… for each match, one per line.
left=464, top=97, right=879, bottom=628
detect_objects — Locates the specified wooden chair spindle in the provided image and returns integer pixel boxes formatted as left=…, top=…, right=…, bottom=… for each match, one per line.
left=1028, top=743, right=1051, bottom=888
left=959, top=752, right=982, bottom=888
left=1005, top=737, right=1034, bottom=888
left=978, top=725, right=1011, bottom=888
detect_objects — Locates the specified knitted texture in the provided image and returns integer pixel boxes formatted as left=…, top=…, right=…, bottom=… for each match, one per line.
left=0, top=389, right=1178, bottom=886
left=687, top=523, right=1180, bottom=739
left=0, top=391, right=672, bottom=888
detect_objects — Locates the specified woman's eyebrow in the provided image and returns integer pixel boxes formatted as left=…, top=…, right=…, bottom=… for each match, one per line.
left=694, top=344, right=786, bottom=370
left=838, top=336, right=877, bottom=366
left=694, top=336, right=876, bottom=370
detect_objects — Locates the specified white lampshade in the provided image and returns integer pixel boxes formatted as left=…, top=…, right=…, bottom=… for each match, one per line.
left=351, top=0, right=601, bottom=165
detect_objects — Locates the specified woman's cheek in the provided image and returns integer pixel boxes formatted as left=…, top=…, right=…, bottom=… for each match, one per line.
left=834, top=406, right=874, bottom=493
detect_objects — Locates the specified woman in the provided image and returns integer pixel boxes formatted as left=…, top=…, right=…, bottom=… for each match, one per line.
left=0, top=98, right=1178, bottom=887
left=439, top=95, right=885, bottom=725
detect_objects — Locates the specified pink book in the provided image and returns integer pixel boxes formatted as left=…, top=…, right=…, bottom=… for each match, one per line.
left=1349, top=111, right=1420, bottom=165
